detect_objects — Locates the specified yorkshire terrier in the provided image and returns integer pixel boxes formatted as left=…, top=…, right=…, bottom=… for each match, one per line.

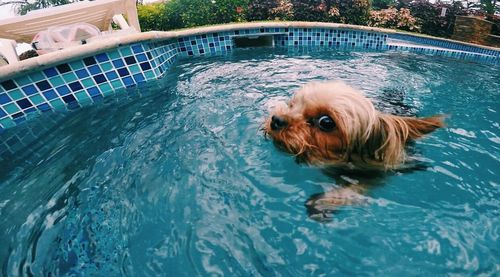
left=263, top=81, right=444, bottom=221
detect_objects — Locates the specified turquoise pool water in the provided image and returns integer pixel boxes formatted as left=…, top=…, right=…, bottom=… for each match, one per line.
left=0, top=49, right=499, bottom=276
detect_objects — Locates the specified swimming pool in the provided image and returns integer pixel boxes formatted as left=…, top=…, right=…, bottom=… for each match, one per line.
left=0, top=47, right=498, bottom=276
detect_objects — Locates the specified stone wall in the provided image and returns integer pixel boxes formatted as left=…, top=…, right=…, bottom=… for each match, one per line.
left=452, top=16, right=493, bottom=45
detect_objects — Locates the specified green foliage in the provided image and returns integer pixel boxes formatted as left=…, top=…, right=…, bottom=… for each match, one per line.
left=408, top=1, right=466, bottom=38
left=140, top=0, right=248, bottom=30
left=137, top=3, right=167, bottom=32
left=287, top=0, right=371, bottom=25
left=332, top=0, right=371, bottom=25
left=9, top=0, right=75, bottom=15
left=246, top=0, right=278, bottom=21
left=488, top=15, right=500, bottom=36
left=371, top=0, right=397, bottom=10
left=478, top=0, right=499, bottom=15
left=211, top=0, right=248, bottom=24
left=290, top=0, right=328, bottom=22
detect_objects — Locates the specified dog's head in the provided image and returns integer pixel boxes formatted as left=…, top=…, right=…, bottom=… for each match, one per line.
left=264, top=81, right=444, bottom=169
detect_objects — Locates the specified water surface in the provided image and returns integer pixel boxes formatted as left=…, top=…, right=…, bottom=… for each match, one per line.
left=0, top=49, right=499, bottom=276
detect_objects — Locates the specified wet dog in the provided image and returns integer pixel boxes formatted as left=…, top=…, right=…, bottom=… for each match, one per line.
left=263, top=81, right=444, bottom=221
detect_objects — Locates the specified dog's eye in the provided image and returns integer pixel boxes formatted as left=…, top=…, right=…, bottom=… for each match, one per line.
left=317, top=115, right=335, bottom=132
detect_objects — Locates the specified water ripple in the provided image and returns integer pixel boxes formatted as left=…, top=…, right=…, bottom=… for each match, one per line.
left=0, top=49, right=498, bottom=276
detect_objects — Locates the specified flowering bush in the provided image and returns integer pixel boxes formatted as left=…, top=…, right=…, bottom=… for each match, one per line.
left=290, top=0, right=370, bottom=24
left=369, top=8, right=419, bottom=31
left=271, top=0, right=294, bottom=20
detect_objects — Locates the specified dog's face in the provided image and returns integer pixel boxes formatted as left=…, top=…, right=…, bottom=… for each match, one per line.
left=264, top=81, right=444, bottom=169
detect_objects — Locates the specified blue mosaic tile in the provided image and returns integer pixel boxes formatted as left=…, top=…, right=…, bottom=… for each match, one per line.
left=37, top=103, right=51, bottom=112
left=88, top=65, right=102, bottom=75
left=83, top=57, right=97, bottom=66
left=95, top=53, right=109, bottom=62
left=122, top=76, right=134, bottom=87
left=43, top=68, right=58, bottom=78
left=133, top=73, right=145, bottom=83
left=0, top=26, right=497, bottom=131
left=22, top=85, right=38, bottom=96
left=87, top=87, right=102, bottom=98
left=56, top=85, right=71, bottom=96
left=0, top=93, right=11, bottom=104
left=125, top=56, right=137, bottom=65
left=132, top=44, right=144, bottom=53
left=56, top=64, right=72, bottom=74
left=17, top=98, right=33, bottom=109
left=105, top=71, right=119, bottom=81
left=1, top=80, right=17, bottom=91
left=62, top=94, right=77, bottom=104
left=68, top=81, right=83, bottom=92
left=35, top=80, right=52, bottom=91
left=117, top=68, right=130, bottom=77
left=93, top=74, right=107, bottom=84
left=75, top=69, right=90, bottom=78
left=112, top=59, right=125, bottom=68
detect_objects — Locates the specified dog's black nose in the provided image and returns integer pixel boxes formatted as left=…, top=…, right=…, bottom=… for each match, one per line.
left=271, top=115, right=288, bottom=130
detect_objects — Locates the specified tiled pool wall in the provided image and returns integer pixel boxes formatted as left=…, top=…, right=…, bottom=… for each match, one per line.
left=0, top=26, right=499, bottom=137
left=389, top=33, right=499, bottom=56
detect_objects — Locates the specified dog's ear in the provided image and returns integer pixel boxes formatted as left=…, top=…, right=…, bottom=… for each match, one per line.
left=401, top=115, right=445, bottom=140
left=373, top=114, right=445, bottom=168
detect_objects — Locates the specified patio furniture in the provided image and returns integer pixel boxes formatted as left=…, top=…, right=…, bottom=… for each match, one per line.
left=0, top=0, right=141, bottom=64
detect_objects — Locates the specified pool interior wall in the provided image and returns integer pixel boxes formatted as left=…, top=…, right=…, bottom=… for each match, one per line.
left=0, top=24, right=499, bottom=141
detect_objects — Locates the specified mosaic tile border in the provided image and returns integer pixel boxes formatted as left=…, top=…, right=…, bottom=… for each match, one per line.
left=0, top=24, right=498, bottom=134
left=389, top=33, right=500, bottom=58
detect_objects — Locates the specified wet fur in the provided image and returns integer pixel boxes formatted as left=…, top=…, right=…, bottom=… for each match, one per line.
left=264, top=81, right=444, bottom=221
left=264, top=81, right=444, bottom=170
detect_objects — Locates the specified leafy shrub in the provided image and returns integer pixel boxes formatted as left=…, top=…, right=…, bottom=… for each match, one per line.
left=369, top=8, right=419, bottom=31
left=488, top=15, right=500, bottom=36
left=290, top=0, right=328, bottom=22
left=139, top=0, right=248, bottom=31
left=246, top=0, right=279, bottom=21
left=210, top=0, right=249, bottom=24
left=289, top=0, right=370, bottom=25
left=371, top=0, right=397, bottom=10
left=408, top=1, right=466, bottom=37
left=137, top=3, right=167, bottom=31
left=329, top=0, right=371, bottom=25
left=174, top=0, right=216, bottom=28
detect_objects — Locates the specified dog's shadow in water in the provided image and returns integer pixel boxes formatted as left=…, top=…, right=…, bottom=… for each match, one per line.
left=304, top=156, right=430, bottom=222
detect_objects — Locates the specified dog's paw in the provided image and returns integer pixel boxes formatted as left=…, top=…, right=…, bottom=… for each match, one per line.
left=305, top=186, right=367, bottom=222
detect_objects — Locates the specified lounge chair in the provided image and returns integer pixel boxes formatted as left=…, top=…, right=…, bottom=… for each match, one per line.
left=0, top=0, right=141, bottom=64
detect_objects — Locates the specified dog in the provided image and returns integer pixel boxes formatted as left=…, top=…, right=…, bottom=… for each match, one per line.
left=263, top=81, right=444, bottom=221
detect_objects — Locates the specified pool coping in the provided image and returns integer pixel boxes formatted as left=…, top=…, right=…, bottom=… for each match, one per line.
left=1, top=21, right=499, bottom=81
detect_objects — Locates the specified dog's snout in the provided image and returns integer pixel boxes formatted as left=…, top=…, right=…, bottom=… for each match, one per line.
left=271, top=115, right=288, bottom=130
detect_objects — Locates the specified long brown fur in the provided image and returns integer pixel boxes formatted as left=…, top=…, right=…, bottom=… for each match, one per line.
left=264, top=81, right=444, bottom=170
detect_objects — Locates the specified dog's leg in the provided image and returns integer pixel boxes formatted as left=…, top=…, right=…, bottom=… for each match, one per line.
left=305, top=184, right=368, bottom=222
